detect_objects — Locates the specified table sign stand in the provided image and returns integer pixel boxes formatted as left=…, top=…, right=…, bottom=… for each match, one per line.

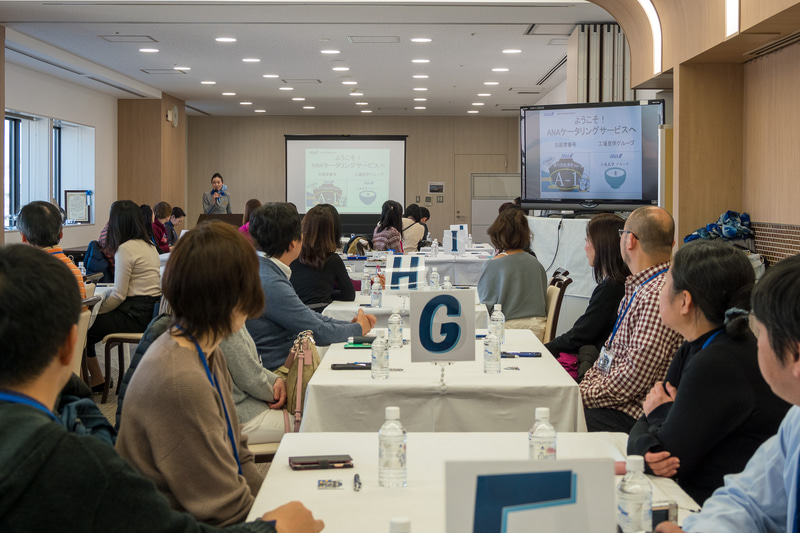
left=433, top=361, right=454, bottom=393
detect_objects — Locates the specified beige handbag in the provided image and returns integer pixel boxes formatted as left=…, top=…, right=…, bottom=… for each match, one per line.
left=274, top=330, right=320, bottom=433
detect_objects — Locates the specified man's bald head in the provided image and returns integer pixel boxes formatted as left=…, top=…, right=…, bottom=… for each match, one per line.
left=626, top=206, right=674, bottom=259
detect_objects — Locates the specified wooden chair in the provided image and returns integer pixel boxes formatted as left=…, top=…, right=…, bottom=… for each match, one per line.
left=73, top=295, right=102, bottom=379
left=549, top=268, right=569, bottom=286
left=100, top=332, right=144, bottom=404
left=544, top=274, right=573, bottom=343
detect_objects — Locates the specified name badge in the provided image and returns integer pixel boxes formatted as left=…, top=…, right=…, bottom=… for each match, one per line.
left=596, top=346, right=615, bottom=375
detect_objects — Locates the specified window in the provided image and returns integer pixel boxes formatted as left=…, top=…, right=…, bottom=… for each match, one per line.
left=4, top=110, right=95, bottom=229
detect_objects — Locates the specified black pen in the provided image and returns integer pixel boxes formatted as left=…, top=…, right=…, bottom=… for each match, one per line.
left=354, top=473, right=362, bottom=492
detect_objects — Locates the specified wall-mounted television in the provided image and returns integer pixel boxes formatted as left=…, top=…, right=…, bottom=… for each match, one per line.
left=520, top=100, right=664, bottom=212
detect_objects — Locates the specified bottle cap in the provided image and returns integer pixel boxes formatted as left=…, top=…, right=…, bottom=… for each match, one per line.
left=444, top=276, right=450, bottom=281
left=389, top=517, right=411, bottom=533
left=385, top=406, right=400, bottom=420
left=392, top=308, right=400, bottom=314
left=495, top=304, right=502, bottom=311
left=534, top=407, right=550, bottom=420
left=626, top=455, right=645, bottom=473
left=432, top=267, right=438, bottom=271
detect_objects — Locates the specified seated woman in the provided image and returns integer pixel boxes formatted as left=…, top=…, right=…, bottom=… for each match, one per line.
left=86, top=200, right=161, bottom=392
left=545, top=213, right=630, bottom=379
left=116, top=221, right=266, bottom=526
left=239, top=198, right=261, bottom=247
left=372, top=200, right=404, bottom=253
left=478, top=208, right=547, bottom=340
left=290, top=204, right=355, bottom=311
left=401, top=203, right=426, bottom=252
left=152, top=201, right=172, bottom=254
left=627, top=240, right=790, bottom=505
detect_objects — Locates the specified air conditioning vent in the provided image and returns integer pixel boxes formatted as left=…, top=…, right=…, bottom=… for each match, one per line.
left=141, top=68, right=186, bottom=75
left=281, top=79, right=322, bottom=84
left=510, top=87, right=543, bottom=95
left=6, top=45, right=86, bottom=76
left=348, top=36, right=400, bottom=44
left=99, top=35, right=157, bottom=43
left=745, top=29, right=800, bottom=57
left=537, top=55, right=567, bottom=85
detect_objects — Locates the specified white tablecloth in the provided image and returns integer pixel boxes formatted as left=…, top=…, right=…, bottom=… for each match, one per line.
left=344, top=252, right=491, bottom=286
left=301, top=329, right=585, bottom=433
left=322, top=293, right=489, bottom=329
left=248, top=432, right=700, bottom=532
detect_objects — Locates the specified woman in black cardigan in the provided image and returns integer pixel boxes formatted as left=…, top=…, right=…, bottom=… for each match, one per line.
left=627, top=240, right=790, bottom=504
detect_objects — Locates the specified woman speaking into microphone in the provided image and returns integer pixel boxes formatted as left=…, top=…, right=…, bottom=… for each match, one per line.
left=202, top=172, right=232, bottom=215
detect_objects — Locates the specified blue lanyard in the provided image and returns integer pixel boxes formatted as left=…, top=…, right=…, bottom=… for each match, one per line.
left=176, top=327, right=242, bottom=476
left=607, top=268, right=668, bottom=346
left=701, top=329, right=723, bottom=350
left=0, top=390, right=61, bottom=424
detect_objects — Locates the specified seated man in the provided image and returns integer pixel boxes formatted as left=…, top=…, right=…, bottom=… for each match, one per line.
left=17, top=200, right=85, bottom=299
left=246, top=202, right=376, bottom=371
left=656, top=254, right=800, bottom=533
left=579, top=206, right=683, bottom=433
left=0, top=244, right=322, bottom=533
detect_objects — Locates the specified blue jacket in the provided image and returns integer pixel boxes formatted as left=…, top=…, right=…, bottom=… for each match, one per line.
left=246, top=256, right=362, bottom=371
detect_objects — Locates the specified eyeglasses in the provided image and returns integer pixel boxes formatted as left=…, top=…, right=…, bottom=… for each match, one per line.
left=618, top=229, right=639, bottom=240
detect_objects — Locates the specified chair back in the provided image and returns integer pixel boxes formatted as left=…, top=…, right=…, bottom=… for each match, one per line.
left=544, top=275, right=573, bottom=343
left=549, top=268, right=570, bottom=286
left=73, top=295, right=102, bottom=376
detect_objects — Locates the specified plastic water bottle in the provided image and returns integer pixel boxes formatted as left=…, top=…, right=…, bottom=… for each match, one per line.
left=389, top=517, right=411, bottom=533
left=371, top=331, right=389, bottom=380
left=429, top=267, right=440, bottom=291
left=529, top=407, right=557, bottom=460
left=431, top=239, right=439, bottom=257
left=483, top=329, right=500, bottom=374
left=491, top=304, right=506, bottom=344
left=441, top=276, right=453, bottom=290
left=361, top=269, right=371, bottom=296
left=468, top=234, right=473, bottom=248
left=378, top=406, right=407, bottom=487
left=388, top=308, right=403, bottom=348
left=78, top=261, right=87, bottom=276
left=617, top=456, right=653, bottom=533
left=371, top=277, right=383, bottom=308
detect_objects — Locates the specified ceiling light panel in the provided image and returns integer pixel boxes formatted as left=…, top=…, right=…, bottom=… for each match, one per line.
left=215, top=37, right=237, bottom=43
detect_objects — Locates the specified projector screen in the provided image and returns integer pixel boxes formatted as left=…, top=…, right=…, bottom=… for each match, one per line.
left=285, top=135, right=407, bottom=214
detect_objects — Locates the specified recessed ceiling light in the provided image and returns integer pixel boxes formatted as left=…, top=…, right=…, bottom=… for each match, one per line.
left=139, top=48, right=159, bottom=53
left=262, top=74, right=279, bottom=78
left=216, top=37, right=237, bottom=43
left=411, top=38, right=432, bottom=43
left=350, top=92, right=364, bottom=96
left=472, top=102, right=485, bottom=106
left=242, top=58, right=261, bottom=63
left=414, top=107, right=426, bottom=110
left=355, top=102, right=368, bottom=105
left=361, top=110, right=372, bottom=113
left=502, top=49, right=522, bottom=54
left=413, top=75, right=429, bottom=79
left=240, top=102, right=252, bottom=105
left=484, top=82, right=499, bottom=85
left=477, top=93, right=491, bottom=97
left=201, top=81, right=216, bottom=85
left=468, top=110, right=480, bottom=114
left=332, top=67, right=350, bottom=71
left=255, top=109, right=266, bottom=113
left=303, top=106, right=315, bottom=110
left=173, top=66, right=191, bottom=71
left=342, top=81, right=358, bottom=85
left=279, top=87, right=294, bottom=91
left=413, top=87, right=428, bottom=91
left=492, top=68, right=509, bottom=72
left=292, top=97, right=306, bottom=101
left=222, top=92, right=236, bottom=96
left=321, top=49, right=340, bottom=54
left=413, top=98, right=427, bottom=101
left=412, top=59, right=430, bottom=63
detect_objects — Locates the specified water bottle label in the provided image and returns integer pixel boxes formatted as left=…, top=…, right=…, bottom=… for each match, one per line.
left=530, top=440, right=557, bottom=460
left=617, top=498, right=652, bottom=531
left=597, top=346, right=615, bottom=375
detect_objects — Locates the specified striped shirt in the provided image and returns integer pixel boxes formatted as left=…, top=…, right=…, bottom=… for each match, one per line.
left=45, top=246, right=87, bottom=300
left=579, top=261, right=684, bottom=420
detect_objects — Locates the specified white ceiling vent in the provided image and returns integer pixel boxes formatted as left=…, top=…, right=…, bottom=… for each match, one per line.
left=100, top=35, right=158, bottom=43
left=141, top=68, right=186, bottom=74
left=525, top=24, right=576, bottom=36
left=510, top=87, right=543, bottom=95
left=348, top=36, right=400, bottom=44
left=281, top=79, right=322, bottom=84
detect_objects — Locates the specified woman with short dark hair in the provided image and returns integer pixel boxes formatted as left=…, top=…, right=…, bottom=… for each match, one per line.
left=627, top=240, right=790, bottom=504
left=116, top=221, right=267, bottom=525
left=478, top=208, right=547, bottom=340
left=290, top=204, right=355, bottom=311
left=152, top=201, right=172, bottom=254
left=402, top=203, right=426, bottom=253
left=86, top=200, right=161, bottom=391
left=372, top=200, right=403, bottom=252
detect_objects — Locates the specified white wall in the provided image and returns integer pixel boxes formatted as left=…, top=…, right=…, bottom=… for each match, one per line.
left=4, top=62, right=117, bottom=248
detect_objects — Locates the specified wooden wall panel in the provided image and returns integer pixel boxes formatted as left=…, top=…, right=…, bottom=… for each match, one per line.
left=674, top=63, right=744, bottom=241
left=741, top=0, right=800, bottom=30
left=187, top=116, right=517, bottom=240
left=160, top=93, right=186, bottom=211
left=506, top=119, right=521, bottom=174
left=742, top=41, right=800, bottom=225
left=118, top=99, right=161, bottom=205
left=589, top=0, right=657, bottom=85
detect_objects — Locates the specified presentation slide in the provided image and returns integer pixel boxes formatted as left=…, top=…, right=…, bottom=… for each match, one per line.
left=286, top=137, right=406, bottom=214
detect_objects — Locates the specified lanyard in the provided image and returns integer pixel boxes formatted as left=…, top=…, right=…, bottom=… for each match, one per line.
left=701, top=329, right=723, bottom=350
left=0, top=390, right=61, bottom=424
left=176, top=327, right=242, bottom=476
left=607, top=268, right=668, bottom=346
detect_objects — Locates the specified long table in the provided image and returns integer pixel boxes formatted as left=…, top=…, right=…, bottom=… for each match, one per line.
left=344, top=251, right=491, bottom=287
left=248, top=432, right=700, bottom=532
left=301, top=329, right=586, bottom=433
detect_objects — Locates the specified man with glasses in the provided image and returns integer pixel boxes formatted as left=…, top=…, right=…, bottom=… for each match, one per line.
left=579, top=206, right=683, bottom=432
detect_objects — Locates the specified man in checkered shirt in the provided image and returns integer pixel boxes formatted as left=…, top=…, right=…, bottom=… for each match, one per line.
left=580, top=206, right=684, bottom=433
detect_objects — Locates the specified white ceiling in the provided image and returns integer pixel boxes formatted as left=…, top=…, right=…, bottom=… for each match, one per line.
left=0, top=1, right=614, bottom=117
